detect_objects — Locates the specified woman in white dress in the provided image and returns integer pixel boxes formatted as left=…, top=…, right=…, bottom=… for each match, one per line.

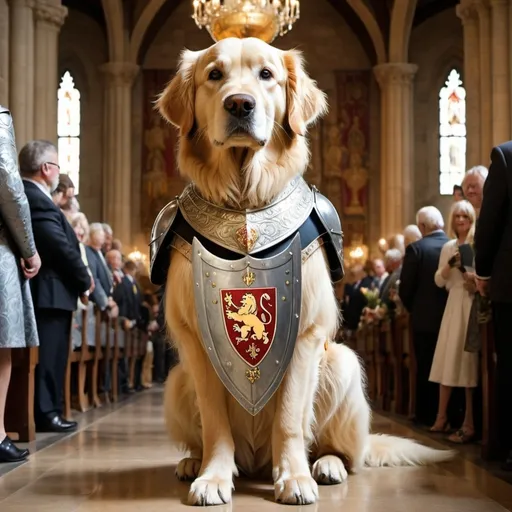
left=429, top=200, right=478, bottom=443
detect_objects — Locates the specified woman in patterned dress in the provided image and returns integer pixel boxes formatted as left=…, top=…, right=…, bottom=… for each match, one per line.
left=0, top=107, right=41, bottom=463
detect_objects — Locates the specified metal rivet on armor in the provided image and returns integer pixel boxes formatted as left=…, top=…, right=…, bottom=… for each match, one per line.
left=197, top=251, right=201, bottom=256
left=226, top=361, right=232, bottom=368
left=285, top=280, right=290, bottom=285
left=275, top=360, right=279, bottom=364
left=295, top=314, right=299, bottom=319
left=212, top=282, right=217, bottom=288
left=289, top=252, right=293, bottom=255
left=285, top=270, right=290, bottom=275
left=208, top=347, right=212, bottom=350
left=196, top=283, right=199, bottom=287
left=205, top=272, right=210, bottom=277
left=230, top=264, right=234, bottom=269
left=212, top=299, right=218, bottom=304
left=281, top=296, right=286, bottom=301
left=296, top=278, right=299, bottom=283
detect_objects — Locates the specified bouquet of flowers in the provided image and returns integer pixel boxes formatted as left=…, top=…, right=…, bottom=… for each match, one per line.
left=360, top=287, right=382, bottom=325
left=361, top=287, right=380, bottom=309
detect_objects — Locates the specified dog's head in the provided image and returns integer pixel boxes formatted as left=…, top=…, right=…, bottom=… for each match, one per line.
left=156, top=38, right=327, bottom=206
left=158, top=37, right=326, bottom=149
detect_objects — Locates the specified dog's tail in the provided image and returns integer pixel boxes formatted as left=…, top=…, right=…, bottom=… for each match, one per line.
left=364, top=434, right=455, bottom=467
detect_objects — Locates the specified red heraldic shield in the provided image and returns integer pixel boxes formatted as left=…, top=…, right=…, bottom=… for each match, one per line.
left=220, top=288, right=277, bottom=367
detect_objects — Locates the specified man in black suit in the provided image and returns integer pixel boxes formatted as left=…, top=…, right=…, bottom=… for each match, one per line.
left=399, top=206, right=449, bottom=427
left=475, top=143, right=512, bottom=471
left=19, top=140, right=92, bottom=432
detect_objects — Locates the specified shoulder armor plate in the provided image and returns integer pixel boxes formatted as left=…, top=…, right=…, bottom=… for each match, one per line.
left=149, top=199, right=179, bottom=285
left=312, top=187, right=345, bottom=282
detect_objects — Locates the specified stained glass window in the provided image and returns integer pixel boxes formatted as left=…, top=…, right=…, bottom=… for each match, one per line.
left=439, top=69, right=466, bottom=195
left=57, top=71, right=80, bottom=193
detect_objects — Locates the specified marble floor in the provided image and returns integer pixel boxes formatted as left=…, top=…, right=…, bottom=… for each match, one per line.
left=1, top=388, right=512, bottom=511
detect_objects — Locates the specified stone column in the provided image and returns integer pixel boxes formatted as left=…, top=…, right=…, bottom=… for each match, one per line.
left=100, top=62, right=139, bottom=247
left=9, top=0, right=35, bottom=148
left=0, top=0, right=9, bottom=105
left=34, top=0, right=68, bottom=142
left=457, top=0, right=481, bottom=168
left=476, top=0, right=492, bottom=163
left=374, top=62, right=417, bottom=239
left=490, top=0, right=510, bottom=146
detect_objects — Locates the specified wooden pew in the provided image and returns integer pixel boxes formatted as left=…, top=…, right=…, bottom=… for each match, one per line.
left=65, top=308, right=94, bottom=418
left=6, top=348, right=38, bottom=442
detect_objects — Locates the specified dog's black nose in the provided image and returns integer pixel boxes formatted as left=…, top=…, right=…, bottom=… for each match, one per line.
left=224, top=94, right=256, bottom=118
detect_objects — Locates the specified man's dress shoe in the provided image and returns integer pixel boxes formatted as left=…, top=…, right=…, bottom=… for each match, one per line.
left=0, top=436, right=29, bottom=463
left=37, top=413, right=78, bottom=433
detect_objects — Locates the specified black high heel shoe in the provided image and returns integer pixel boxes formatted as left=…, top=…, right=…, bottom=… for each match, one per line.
left=0, top=436, right=29, bottom=463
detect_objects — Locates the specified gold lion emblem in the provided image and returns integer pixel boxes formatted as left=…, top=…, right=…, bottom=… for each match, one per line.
left=224, top=292, right=272, bottom=345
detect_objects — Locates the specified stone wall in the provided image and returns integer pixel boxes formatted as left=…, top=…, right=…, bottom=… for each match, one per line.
left=140, top=0, right=381, bottom=247
left=58, top=10, right=107, bottom=222
left=410, top=8, right=463, bottom=223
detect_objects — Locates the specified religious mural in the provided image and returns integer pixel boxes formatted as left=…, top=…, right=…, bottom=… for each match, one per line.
left=322, top=71, right=371, bottom=250
left=141, top=70, right=187, bottom=235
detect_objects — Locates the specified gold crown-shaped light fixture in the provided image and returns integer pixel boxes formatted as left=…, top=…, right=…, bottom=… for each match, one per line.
left=192, top=0, right=300, bottom=44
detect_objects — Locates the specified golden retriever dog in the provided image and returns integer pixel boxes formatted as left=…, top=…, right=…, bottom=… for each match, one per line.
left=155, top=37, right=453, bottom=506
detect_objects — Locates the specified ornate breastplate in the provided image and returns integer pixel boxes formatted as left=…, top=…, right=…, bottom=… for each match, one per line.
left=148, top=177, right=344, bottom=415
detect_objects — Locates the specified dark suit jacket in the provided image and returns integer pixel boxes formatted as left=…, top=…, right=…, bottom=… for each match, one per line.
left=475, top=142, right=512, bottom=303
left=399, top=231, right=449, bottom=334
left=342, top=275, right=374, bottom=330
left=86, top=246, right=113, bottom=310
left=23, top=180, right=90, bottom=311
left=116, top=275, right=150, bottom=330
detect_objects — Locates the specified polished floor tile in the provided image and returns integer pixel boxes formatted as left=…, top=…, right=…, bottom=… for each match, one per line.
left=1, top=388, right=511, bottom=511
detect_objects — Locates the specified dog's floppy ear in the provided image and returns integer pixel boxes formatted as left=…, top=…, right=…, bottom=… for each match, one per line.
left=283, top=50, right=328, bottom=136
left=156, top=49, right=200, bottom=137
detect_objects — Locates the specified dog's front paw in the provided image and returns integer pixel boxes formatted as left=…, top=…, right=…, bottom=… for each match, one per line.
left=274, top=475, right=318, bottom=505
left=176, top=457, right=202, bottom=481
left=312, top=455, right=348, bottom=485
left=188, top=476, right=233, bottom=506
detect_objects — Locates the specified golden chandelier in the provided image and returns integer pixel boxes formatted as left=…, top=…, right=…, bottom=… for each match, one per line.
left=192, top=0, right=300, bottom=44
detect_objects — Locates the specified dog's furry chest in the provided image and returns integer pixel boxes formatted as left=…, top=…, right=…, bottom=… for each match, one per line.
left=227, top=394, right=277, bottom=477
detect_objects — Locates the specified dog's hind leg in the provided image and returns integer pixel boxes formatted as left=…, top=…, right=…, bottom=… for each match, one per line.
left=164, top=363, right=203, bottom=481
left=312, top=343, right=370, bottom=484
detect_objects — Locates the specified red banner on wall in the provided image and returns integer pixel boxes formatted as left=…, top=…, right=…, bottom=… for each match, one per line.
left=335, top=71, right=371, bottom=218
left=141, top=70, right=185, bottom=234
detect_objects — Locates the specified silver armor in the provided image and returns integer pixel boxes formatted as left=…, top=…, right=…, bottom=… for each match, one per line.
left=193, top=235, right=302, bottom=415
left=149, top=177, right=344, bottom=413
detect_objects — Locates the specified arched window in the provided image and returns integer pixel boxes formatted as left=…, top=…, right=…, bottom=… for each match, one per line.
left=57, top=71, right=81, bottom=193
left=439, top=69, right=466, bottom=195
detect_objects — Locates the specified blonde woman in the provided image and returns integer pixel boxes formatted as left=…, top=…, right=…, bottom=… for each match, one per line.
left=429, top=200, right=478, bottom=443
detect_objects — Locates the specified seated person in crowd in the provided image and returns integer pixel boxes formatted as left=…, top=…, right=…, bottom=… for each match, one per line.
left=453, top=184, right=464, bottom=202
left=86, top=223, right=117, bottom=317
left=341, top=263, right=374, bottom=334
left=403, top=224, right=422, bottom=248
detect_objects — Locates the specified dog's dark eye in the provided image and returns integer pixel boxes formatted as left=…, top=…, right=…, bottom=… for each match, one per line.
left=260, top=68, right=273, bottom=80
left=208, top=69, right=223, bottom=81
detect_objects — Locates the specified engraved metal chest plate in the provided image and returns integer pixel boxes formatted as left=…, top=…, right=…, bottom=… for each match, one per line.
left=192, top=234, right=302, bottom=415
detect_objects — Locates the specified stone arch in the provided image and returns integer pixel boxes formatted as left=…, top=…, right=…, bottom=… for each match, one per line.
left=389, top=0, right=417, bottom=62
left=129, top=0, right=182, bottom=64
left=347, top=0, right=387, bottom=64
left=101, top=0, right=125, bottom=61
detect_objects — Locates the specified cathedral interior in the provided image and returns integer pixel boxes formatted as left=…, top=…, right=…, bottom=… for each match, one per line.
left=2, top=0, right=512, bottom=510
